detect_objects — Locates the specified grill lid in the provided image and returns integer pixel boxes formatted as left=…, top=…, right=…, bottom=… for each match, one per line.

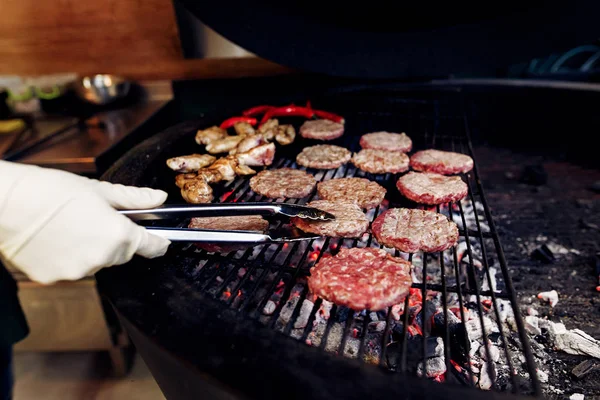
left=178, top=1, right=600, bottom=79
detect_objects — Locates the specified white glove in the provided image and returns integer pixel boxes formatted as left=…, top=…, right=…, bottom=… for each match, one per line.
left=0, top=160, right=171, bottom=284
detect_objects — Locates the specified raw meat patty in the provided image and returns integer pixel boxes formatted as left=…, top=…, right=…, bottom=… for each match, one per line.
left=396, top=171, right=468, bottom=205
left=189, top=215, right=269, bottom=232
left=317, top=177, right=386, bottom=210
left=351, top=149, right=409, bottom=174
left=359, top=132, right=412, bottom=152
left=410, top=149, right=474, bottom=175
left=188, top=215, right=269, bottom=253
left=372, top=208, right=459, bottom=253
left=308, top=248, right=412, bottom=311
left=296, top=145, right=351, bottom=169
left=250, top=168, right=316, bottom=199
left=299, top=119, right=344, bottom=140
left=291, top=200, right=368, bottom=238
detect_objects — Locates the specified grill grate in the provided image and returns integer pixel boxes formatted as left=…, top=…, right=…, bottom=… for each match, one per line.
left=171, top=96, right=540, bottom=395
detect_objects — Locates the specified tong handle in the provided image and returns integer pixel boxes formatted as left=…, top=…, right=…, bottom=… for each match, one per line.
left=119, top=203, right=282, bottom=222
left=146, top=227, right=271, bottom=244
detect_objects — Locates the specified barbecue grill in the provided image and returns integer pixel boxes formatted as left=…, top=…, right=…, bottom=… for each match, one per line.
left=96, top=3, right=600, bottom=399
left=96, top=83, right=577, bottom=399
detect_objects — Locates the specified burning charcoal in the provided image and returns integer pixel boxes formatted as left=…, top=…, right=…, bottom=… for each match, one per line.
left=263, top=300, right=277, bottom=315
left=385, top=335, right=443, bottom=372
left=369, top=312, right=379, bottom=322
left=391, top=322, right=405, bottom=342
left=537, top=290, right=559, bottom=307
left=415, top=301, right=438, bottom=333
left=478, top=359, right=496, bottom=390
left=368, top=321, right=386, bottom=333
left=466, top=316, right=497, bottom=340
left=487, top=332, right=502, bottom=345
left=572, top=359, right=600, bottom=379
left=293, top=299, right=315, bottom=329
left=469, top=341, right=480, bottom=357
left=530, top=244, right=555, bottom=263
left=478, top=340, right=500, bottom=363
left=527, top=306, right=539, bottom=316
left=519, top=164, right=547, bottom=186
left=417, top=356, right=447, bottom=378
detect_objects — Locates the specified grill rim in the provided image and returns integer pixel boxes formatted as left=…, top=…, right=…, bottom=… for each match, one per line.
left=98, top=92, right=541, bottom=399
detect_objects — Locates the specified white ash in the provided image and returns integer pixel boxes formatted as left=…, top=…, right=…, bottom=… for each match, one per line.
left=570, top=394, right=585, bottom=400
left=478, top=359, right=496, bottom=390
left=537, top=369, right=549, bottom=383
left=527, top=306, right=539, bottom=316
left=479, top=340, right=501, bottom=363
left=263, top=300, right=277, bottom=315
left=369, top=312, right=379, bottom=322
left=466, top=316, right=498, bottom=340
left=316, top=300, right=333, bottom=323
left=417, top=357, right=446, bottom=378
left=533, top=317, right=600, bottom=359
left=525, top=315, right=542, bottom=335
left=481, top=267, right=498, bottom=292
left=294, top=299, right=315, bottom=329
left=470, top=341, right=481, bottom=357
left=537, top=290, right=559, bottom=307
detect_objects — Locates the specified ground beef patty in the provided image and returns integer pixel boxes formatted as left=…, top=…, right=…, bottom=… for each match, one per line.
left=410, top=149, right=474, bottom=175
left=291, top=200, right=368, bottom=238
left=359, top=132, right=412, bottom=152
left=308, top=248, right=412, bottom=311
left=372, top=208, right=459, bottom=253
left=396, top=171, right=468, bottom=205
left=317, top=177, right=386, bottom=210
left=351, top=149, right=409, bottom=174
left=296, top=145, right=351, bottom=169
left=299, top=119, right=344, bottom=140
left=250, top=168, right=316, bottom=199
left=188, top=215, right=269, bottom=253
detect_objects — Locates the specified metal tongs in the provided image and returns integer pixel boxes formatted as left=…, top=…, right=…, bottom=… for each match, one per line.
left=119, top=203, right=335, bottom=244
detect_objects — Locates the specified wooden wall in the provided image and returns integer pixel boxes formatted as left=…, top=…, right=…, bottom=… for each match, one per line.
left=0, top=0, right=292, bottom=80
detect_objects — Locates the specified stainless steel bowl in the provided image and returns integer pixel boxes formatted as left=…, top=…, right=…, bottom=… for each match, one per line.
left=72, top=74, right=130, bottom=105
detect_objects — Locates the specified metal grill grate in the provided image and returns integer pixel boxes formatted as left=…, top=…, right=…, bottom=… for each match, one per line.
left=171, top=96, right=540, bottom=395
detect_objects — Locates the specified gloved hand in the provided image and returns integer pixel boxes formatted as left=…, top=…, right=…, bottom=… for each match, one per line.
left=0, top=160, right=171, bottom=284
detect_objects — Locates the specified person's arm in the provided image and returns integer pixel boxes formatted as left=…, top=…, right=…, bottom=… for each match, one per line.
left=0, top=160, right=170, bottom=284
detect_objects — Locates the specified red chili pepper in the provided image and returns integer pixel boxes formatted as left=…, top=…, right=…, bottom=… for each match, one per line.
left=242, top=105, right=275, bottom=117
left=220, top=116, right=257, bottom=129
left=260, top=105, right=314, bottom=126
left=306, top=100, right=345, bottom=124
left=313, top=110, right=345, bottom=124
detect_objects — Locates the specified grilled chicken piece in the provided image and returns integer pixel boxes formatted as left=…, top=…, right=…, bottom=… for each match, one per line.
left=230, top=135, right=267, bottom=154
left=233, top=122, right=255, bottom=137
left=205, top=156, right=243, bottom=181
left=166, top=154, right=216, bottom=173
left=181, top=180, right=214, bottom=204
left=235, top=143, right=275, bottom=167
left=195, top=126, right=227, bottom=145
left=205, top=136, right=244, bottom=154
left=175, top=173, right=198, bottom=189
left=257, top=119, right=278, bottom=141
left=275, top=125, right=296, bottom=145
left=235, top=164, right=257, bottom=176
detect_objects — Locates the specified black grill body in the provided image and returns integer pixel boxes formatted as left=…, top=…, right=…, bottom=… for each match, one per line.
left=98, top=78, right=600, bottom=400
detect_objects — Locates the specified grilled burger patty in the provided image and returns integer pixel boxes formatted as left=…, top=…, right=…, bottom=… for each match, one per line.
left=308, top=248, right=413, bottom=311
left=296, top=144, right=351, bottom=169
left=317, top=177, right=386, bottom=210
left=291, top=200, right=368, bottom=238
left=372, top=208, right=459, bottom=253
left=396, top=171, right=468, bottom=205
left=250, top=168, right=316, bottom=199
left=359, top=132, right=412, bottom=153
left=410, top=149, right=474, bottom=175
left=351, top=149, right=410, bottom=174
left=299, top=119, right=345, bottom=140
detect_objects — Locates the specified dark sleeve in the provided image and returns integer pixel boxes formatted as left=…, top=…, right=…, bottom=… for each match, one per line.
left=0, top=263, right=29, bottom=347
